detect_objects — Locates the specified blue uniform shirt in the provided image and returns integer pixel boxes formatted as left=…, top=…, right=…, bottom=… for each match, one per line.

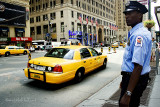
left=121, top=22, right=152, bottom=75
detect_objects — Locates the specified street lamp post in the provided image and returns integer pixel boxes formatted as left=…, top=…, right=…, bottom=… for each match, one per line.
left=63, top=25, right=67, bottom=39
left=155, top=6, right=160, bottom=74
left=46, top=17, right=54, bottom=41
left=155, top=6, right=160, bottom=31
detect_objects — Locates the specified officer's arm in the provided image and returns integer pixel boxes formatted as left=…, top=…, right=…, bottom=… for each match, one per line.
left=127, top=63, right=143, bottom=93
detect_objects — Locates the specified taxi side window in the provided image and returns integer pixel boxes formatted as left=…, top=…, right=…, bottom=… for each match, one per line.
left=80, top=48, right=91, bottom=59
left=88, top=48, right=98, bottom=56
left=8, top=46, right=14, bottom=49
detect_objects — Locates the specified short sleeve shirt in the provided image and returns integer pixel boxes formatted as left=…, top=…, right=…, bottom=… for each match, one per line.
left=121, top=22, right=152, bottom=75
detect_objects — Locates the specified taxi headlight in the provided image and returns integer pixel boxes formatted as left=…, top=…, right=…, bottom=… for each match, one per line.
left=34, top=65, right=37, bottom=69
left=30, top=64, right=34, bottom=68
left=48, top=67, right=52, bottom=71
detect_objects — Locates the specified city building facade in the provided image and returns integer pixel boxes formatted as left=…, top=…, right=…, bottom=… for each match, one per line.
left=30, top=0, right=117, bottom=45
left=0, top=0, right=31, bottom=48
left=115, top=0, right=129, bottom=42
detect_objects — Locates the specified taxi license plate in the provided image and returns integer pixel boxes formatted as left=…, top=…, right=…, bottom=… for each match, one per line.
left=30, top=73, right=44, bottom=81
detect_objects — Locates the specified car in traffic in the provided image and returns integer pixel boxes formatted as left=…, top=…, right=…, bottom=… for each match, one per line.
left=0, top=46, right=29, bottom=57
left=111, top=42, right=119, bottom=48
left=24, top=45, right=108, bottom=84
left=29, top=46, right=35, bottom=52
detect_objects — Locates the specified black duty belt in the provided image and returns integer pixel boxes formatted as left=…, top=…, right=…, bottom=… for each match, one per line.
left=121, top=71, right=149, bottom=77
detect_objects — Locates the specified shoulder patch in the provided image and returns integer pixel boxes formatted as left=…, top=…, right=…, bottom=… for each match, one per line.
left=135, top=36, right=143, bottom=47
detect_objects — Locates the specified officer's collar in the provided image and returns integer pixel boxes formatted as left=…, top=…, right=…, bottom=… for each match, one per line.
left=129, top=22, right=143, bottom=35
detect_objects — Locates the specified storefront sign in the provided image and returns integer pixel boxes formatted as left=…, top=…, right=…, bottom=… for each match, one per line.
left=68, top=30, right=82, bottom=36
left=11, top=37, right=32, bottom=41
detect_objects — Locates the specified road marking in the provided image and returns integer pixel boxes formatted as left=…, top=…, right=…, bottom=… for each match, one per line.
left=0, top=71, right=22, bottom=77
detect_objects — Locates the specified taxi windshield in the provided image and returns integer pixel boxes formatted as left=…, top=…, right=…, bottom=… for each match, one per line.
left=45, top=48, right=75, bottom=59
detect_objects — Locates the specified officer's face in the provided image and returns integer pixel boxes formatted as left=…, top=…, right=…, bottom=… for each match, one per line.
left=125, top=11, right=142, bottom=27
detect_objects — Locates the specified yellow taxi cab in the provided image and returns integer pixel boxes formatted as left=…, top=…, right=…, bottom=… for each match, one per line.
left=0, top=46, right=29, bottom=57
left=24, top=45, right=108, bottom=84
left=111, top=42, right=119, bottom=48
left=120, top=42, right=124, bottom=46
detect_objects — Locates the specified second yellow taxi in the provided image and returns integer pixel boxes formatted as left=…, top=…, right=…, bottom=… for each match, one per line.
left=0, top=46, right=29, bottom=57
left=24, top=45, right=108, bottom=84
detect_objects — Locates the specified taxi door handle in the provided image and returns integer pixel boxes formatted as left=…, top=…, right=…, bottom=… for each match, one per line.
left=84, top=61, right=86, bottom=63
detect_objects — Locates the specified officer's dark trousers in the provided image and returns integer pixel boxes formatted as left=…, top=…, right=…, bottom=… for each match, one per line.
left=119, top=73, right=149, bottom=107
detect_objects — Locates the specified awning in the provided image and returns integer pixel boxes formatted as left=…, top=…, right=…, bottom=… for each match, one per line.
left=0, top=27, right=9, bottom=32
left=15, top=28, right=25, bottom=32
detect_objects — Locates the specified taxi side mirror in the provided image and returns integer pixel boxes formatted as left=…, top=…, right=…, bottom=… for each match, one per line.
left=98, top=52, right=102, bottom=55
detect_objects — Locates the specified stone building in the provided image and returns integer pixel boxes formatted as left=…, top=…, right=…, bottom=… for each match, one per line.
left=30, top=0, right=117, bottom=45
left=0, top=0, right=31, bottom=48
left=115, top=0, right=129, bottom=43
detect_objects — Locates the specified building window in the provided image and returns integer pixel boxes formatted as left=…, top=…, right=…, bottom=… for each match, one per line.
left=43, top=25, right=48, bottom=34
left=46, top=3, right=48, bottom=8
left=77, top=23, right=81, bottom=31
left=72, top=22, right=74, bottom=31
left=37, top=26, right=41, bottom=34
left=43, top=14, right=48, bottom=21
left=52, top=23, right=56, bottom=33
left=15, top=28, right=25, bottom=37
left=36, top=16, right=40, bottom=22
left=61, top=0, right=64, bottom=5
left=30, top=27, right=34, bottom=35
left=53, top=1, right=56, bottom=7
left=61, top=11, right=63, bottom=18
left=50, top=1, right=53, bottom=8
left=30, top=18, right=34, bottom=23
left=0, top=27, right=8, bottom=37
left=71, top=11, right=74, bottom=18
left=71, top=0, right=73, bottom=4
left=61, top=22, right=64, bottom=32
left=50, top=12, right=56, bottom=19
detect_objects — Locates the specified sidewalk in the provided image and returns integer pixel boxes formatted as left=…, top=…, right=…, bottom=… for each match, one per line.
left=148, top=62, right=160, bottom=107
left=77, top=61, right=159, bottom=107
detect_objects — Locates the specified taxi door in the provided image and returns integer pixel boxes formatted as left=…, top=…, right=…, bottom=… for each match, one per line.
left=15, top=47, right=21, bottom=54
left=80, top=48, right=93, bottom=73
left=8, top=46, right=16, bottom=54
left=88, top=48, right=101, bottom=68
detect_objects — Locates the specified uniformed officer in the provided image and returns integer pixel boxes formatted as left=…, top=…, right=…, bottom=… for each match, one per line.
left=119, top=1, right=152, bottom=107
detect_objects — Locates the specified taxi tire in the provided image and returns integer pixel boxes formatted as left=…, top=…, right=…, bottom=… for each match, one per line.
left=5, top=52, right=10, bottom=57
left=23, top=51, right=27, bottom=55
left=75, top=70, right=84, bottom=83
left=102, top=59, right=107, bottom=69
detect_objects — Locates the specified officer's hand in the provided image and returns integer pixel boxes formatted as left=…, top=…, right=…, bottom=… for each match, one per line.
left=120, top=94, right=131, bottom=107
left=119, top=82, right=122, bottom=88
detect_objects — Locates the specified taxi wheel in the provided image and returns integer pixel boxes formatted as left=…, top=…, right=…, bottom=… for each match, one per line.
left=5, top=52, right=10, bottom=57
left=23, top=51, right=27, bottom=55
left=102, top=59, right=107, bottom=69
left=75, top=70, right=84, bottom=83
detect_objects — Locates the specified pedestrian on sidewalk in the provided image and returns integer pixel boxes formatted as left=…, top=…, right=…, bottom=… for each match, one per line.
left=119, top=1, right=152, bottom=107
left=151, top=37, right=157, bottom=62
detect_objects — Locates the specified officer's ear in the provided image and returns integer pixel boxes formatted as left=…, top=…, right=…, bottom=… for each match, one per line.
left=137, top=12, right=143, bottom=21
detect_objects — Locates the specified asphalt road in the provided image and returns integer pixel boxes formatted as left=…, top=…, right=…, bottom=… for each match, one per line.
left=0, top=47, right=125, bottom=107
